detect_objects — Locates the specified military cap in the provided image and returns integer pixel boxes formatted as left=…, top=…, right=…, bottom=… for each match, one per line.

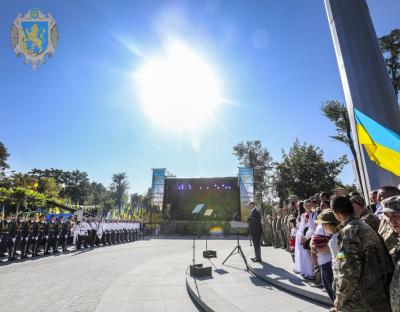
left=309, top=196, right=318, bottom=202
left=315, top=209, right=339, bottom=224
left=350, top=195, right=365, bottom=206
left=382, top=195, right=400, bottom=213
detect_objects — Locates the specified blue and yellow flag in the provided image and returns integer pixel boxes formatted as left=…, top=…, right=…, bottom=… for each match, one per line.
left=355, top=108, right=400, bottom=176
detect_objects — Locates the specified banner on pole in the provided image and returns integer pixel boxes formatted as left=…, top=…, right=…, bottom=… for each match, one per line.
left=238, top=167, right=254, bottom=222
left=151, top=168, right=166, bottom=211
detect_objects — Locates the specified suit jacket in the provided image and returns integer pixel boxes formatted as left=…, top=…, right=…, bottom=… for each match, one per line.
left=248, top=208, right=263, bottom=238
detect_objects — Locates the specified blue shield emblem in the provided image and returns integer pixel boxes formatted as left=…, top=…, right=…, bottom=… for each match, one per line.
left=11, top=8, right=58, bottom=69
left=21, top=21, right=49, bottom=55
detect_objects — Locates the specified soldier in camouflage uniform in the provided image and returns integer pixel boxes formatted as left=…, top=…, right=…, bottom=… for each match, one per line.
left=276, top=211, right=283, bottom=248
left=266, top=215, right=273, bottom=247
left=272, top=212, right=279, bottom=248
left=331, top=196, right=393, bottom=312
left=377, top=187, right=400, bottom=256
left=281, top=209, right=289, bottom=249
left=350, top=195, right=380, bottom=232
left=382, top=196, right=400, bottom=312
left=261, top=216, right=268, bottom=246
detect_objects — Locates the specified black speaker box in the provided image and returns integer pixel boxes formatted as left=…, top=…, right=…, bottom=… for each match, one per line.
left=203, top=250, right=217, bottom=258
left=190, top=263, right=212, bottom=277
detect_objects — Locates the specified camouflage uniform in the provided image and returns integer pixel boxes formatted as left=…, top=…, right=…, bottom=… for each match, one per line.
left=281, top=213, right=288, bottom=249
left=391, top=241, right=400, bottom=312
left=276, top=214, right=283, bottom=248
left=336, top=217, right=393, bottom=312
left=379, top=217, right=399, bottom=256
left=265, top=217, right=273, bottom=247
left=272, top=215, right=279, bottom=248
left=360, top=211, right=380, bottom=232
left=381, top=195, right=400, bottom=312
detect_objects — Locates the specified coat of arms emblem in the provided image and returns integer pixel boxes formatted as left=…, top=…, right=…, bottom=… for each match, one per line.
left=11, top=8, right=59, bottom=70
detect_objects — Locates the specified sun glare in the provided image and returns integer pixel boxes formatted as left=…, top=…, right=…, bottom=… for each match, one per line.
left=135, top=40, right=223, bottom=132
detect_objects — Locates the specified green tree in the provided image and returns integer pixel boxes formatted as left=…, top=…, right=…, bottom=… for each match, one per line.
left=130, top=193, right=141, bottom=210
left=320, top=100, right=361, bottom=186
left=273, top=139, right=348, bottom=202
left=30, top=168, right=91, bottom=204
left=233, top=140, right=274, bottom=208
left=37, top=177, right=61, bottom=200
left=379, top=29, right=400, bottom=99
left=0, top=142, right=10, bottom=173
left=7, top=187, right=46, bottom=215
left=11, top=172, right=37, bottom=189
left=88, top=181, right=108, bottom=204
left=110, top=172, right=129, bottom=213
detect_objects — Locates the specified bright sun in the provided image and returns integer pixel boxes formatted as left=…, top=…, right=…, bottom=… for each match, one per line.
left=135, top=40, right=223, bottom=132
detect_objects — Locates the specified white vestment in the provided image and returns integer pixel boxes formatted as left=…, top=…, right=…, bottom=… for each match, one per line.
left=297, top=212, right=315, bottom=278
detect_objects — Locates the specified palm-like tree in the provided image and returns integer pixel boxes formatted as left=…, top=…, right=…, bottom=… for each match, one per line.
left=110, top=173, right=129, bottom=213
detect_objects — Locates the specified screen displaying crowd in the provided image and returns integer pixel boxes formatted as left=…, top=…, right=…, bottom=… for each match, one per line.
left=262, top=186, right=400, bottom=312
left=0, top=215, right=144, bottom=262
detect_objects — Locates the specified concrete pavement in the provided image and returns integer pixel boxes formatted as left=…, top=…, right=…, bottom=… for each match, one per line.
left=0, top=237, right=328, bottom=312
left=187, top=242, right=328, bottom=312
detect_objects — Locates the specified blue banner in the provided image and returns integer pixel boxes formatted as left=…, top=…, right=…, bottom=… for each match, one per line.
left=151, top=168, right=166, bottom=210
left=239, top=167, right=254, bottom=221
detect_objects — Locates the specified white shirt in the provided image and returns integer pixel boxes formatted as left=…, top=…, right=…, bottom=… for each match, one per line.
left=328, top=233, right=339, bottom=278
left=374, top=203, right=383, bottom=219
left=313, top=224, right=331, bottom=266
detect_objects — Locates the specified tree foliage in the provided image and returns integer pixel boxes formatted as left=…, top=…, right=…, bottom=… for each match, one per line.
left=0, top=142, right=10, bottom=172
left=30, top=168, right=91, bottom=204
left=110, top=172, right=129, bottom=212
left=0, top=187, right=46, bottom=213
left=273, top=139, right=348, bottom=201
left=233, top=140, right=273, bottom=207
left=379, top=29, right=400, bottom=99
left=319, top=100, right=361, bottom=186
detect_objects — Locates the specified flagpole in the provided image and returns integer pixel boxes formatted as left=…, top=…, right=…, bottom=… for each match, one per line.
left=325, top=0, right=400, bottom=189
left=353, top=109, right=372, bottom=208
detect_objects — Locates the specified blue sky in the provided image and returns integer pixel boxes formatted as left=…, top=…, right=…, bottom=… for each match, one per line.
left=0, top=0, right=399, bottom=194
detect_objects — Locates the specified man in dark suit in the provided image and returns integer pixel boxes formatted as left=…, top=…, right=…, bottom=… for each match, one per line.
left=247, top=202, right=263, bottom=262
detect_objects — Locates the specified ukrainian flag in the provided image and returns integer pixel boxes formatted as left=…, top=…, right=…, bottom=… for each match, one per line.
left=355, top=108, right=400, bottom=176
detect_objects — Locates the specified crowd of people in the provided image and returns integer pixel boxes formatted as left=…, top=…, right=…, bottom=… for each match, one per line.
left=261, top=186, right=400, bottom=312
left=0, top=214, right=144, bottom=262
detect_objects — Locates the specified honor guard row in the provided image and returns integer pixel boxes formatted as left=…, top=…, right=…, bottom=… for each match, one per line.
left=0, top=214, right=143, bottom=262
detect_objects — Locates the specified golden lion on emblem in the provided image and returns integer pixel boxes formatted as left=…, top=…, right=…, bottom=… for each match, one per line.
left=21, top=23, right=47, bottom=54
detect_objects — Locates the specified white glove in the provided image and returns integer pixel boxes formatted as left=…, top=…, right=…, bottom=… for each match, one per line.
left=64, top=235, right=67, bottom=238
left=57, top=236, right=60, bottom=239
left=12, top=238, right=16, bottom=243
left=35, top=237, right=38, bottom=240
left=45, top=236, right=49, bottom=239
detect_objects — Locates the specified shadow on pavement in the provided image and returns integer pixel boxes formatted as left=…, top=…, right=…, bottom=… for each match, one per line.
left=249, top=275, right=273, bottom=289
left=253, top=262, right=306, bottom=287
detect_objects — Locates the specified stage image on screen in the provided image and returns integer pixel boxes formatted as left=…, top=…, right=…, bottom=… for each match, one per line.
left=163, top=177, right=240, bottom=221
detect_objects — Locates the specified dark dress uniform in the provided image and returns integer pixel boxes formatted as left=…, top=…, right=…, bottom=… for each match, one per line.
left=15, top=218, right=29, bottom=258
left=53, top=220, right=61, bottom=253
left=3, top=219, right=17, bottom=260
left=248, top=208, right=263, bottom=261
left=59, top=220, right=69, bottom=252
left=31, top=219, right=40, bottom=257
left=37, top=220, right=48, bottom=255
left=27, top=218, right=36, bottom=256
left=0, top=219, right=7, bottom=256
